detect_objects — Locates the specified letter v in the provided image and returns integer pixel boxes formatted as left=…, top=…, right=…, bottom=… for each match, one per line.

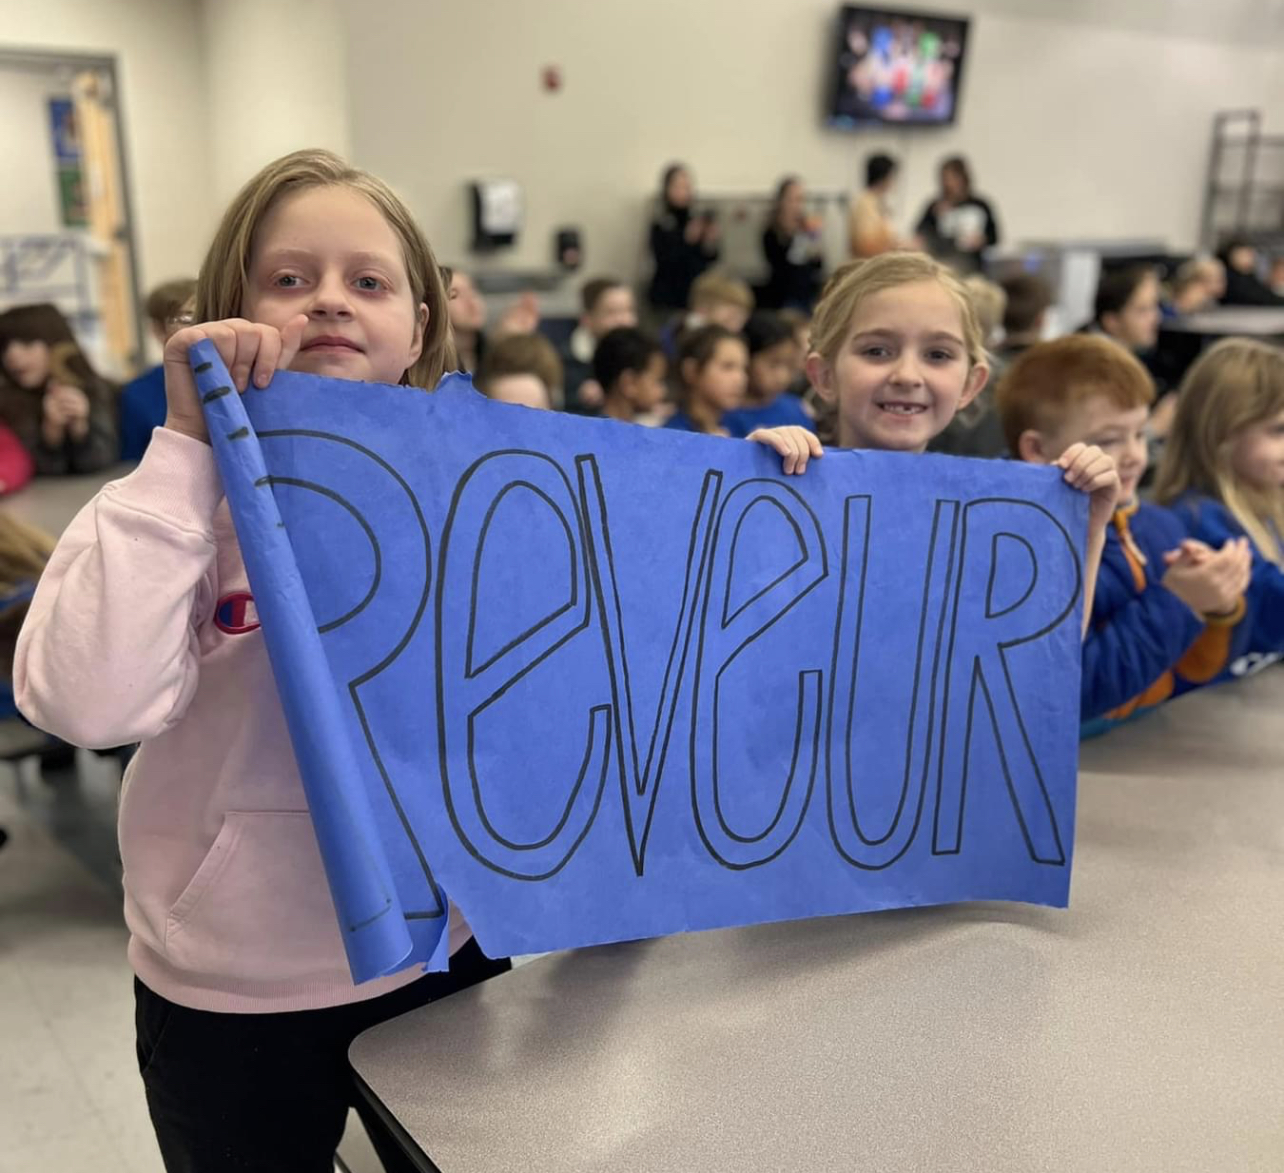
left=576, top=455, right=721, bottom=875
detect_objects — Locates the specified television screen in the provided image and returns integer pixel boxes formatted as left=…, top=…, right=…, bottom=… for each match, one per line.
left=827, top=6, right=970, bottom=129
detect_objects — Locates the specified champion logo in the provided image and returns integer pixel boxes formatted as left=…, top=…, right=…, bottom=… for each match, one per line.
left=215, top=591, right=261, bottom=635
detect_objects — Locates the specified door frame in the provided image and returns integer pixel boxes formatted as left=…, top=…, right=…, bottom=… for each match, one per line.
left=0, top=45, right=145, bottom=365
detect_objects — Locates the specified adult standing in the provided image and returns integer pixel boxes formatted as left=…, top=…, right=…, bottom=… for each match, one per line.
left=848, top=153, right=899, bottom=259
left=914, top=156, right=999, bottom=273
left=760, top=176, right=824, bottom=311
left=1218, top=239, right=1284, bottom=307
left=648, top=164, right=720, bottom=314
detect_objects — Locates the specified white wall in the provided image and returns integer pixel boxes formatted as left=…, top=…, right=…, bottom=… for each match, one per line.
left=340, top=0, right=1284, bottom=284
left=199, top=0, right=352, bottom=207
left=3, top=0, right=1281, bottom=299
left=0, top=0, right=213, bottom=290
left=0, top=67, right=65, bottom=236
left=1, top=0, right=355, bottom=301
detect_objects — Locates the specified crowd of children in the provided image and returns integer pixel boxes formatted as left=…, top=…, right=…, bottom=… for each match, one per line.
left=437, top=232, right=1282, bottom=753
left=3, top=144, right=1282, bottom=1171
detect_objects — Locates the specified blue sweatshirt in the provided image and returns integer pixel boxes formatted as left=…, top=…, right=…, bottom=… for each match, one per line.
left=722, top=396, right=816, bottom=439
left=663, top=410, right=703, bottom=433
left=119, top=364, right=167, bottom=461
left=1080, top=502, right=1250, bottom=734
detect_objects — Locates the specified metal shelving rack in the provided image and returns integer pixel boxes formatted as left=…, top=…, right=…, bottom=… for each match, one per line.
left=1200, top=110, right=1284, bottom=253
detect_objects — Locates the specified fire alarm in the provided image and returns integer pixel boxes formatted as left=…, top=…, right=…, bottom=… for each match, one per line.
left=541, top=66, right=562, bottom=92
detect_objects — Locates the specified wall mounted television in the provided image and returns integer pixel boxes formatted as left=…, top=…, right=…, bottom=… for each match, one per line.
left=827, top=6, right=970, bottom=129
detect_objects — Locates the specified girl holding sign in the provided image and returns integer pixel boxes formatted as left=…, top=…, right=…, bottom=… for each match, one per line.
left=748, top=252, right=1121, bottom=630
left=14, top=150, right=509, bottom=1173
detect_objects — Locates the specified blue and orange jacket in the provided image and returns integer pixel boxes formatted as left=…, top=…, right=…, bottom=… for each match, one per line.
left=1167, top=492, right=1284, bottom=668
left=1081, top=501, right=1250, bottom=734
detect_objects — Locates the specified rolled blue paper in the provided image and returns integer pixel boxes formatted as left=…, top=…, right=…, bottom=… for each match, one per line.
left=191, top=340, right=430, bottom=981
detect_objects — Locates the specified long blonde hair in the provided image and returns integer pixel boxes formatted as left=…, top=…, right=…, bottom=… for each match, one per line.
left=0, top=513, right=54, bottom=592
left=0, top=513, right=55, bottom=678
left=1154, top=338, right=1284, bottom=563
left=194, top=149, right=454, bottom=389
left=809, top=252, right=988, bottom=370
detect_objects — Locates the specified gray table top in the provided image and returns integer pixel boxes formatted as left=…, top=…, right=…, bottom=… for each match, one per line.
left=351, top=669, right=1284, bottom=1173
left=1160, top=306, right=1284, bottom=336
left=1, top=464, right=131, bottom=536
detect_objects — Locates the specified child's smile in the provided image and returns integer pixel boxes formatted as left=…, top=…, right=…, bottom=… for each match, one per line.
left=819, top=281, right=986, bottom=452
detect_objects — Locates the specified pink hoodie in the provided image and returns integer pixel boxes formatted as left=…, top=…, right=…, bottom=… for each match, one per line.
left=15, top=428, right=470, bottom=1013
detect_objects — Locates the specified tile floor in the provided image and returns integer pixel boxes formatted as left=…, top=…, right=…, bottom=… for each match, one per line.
left=0, top=472, right=386, bottom=1171
left=0, top=752, right=382, bottom=1173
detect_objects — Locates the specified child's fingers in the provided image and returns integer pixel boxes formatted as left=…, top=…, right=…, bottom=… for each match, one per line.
left=62, top=388, right=90, bottom=420
left=1227, top=563, right=1252, bottom=595
left=781, top=432, right=806, bottom=475
left=249, top=319, right=303, bottom=389
left=747, top=428, right=808, bottom=475
left=785, top=428, right=821, bottom=474
left=747, top=427, right=780, bottom=449
left=1212, top=547, right=1252, bottom=596
left=1063, top=454, right=1114, bottom=490
left=1058, top=444, right=1105, bottom=485
left=1054, top=442, right=1086, bottom=472
left=163, top=323, right=214, bottom=368
left=784, top=429, right=808, bottom=474
left=277, top=314, right=309, bottom=377
left=228, top=322, right=262, bottom=393
left=1212, top=541, right=1253, bottom=575
left=746, top=428, right=786, bottom=463
left=251, top=327, right=282, bottom=390
left=195, top=321, right=244, bottom=387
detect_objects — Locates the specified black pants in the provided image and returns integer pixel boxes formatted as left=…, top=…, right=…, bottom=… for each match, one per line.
left=135, top=939, right=510, bottom=1172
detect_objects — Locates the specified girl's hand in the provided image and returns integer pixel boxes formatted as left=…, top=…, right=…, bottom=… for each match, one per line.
left=50, top=382, right=90, bottom=441
left=1060, top=443, right=1120, bottom=638
left=41, top=389, right=69, bottom=447
left=41, top=382, right=90, bottom=446
left=1162, top=538, right=1252, bottom=617
left=494, top=293, right=540, bottom=339
left=163, top=315, right=307, bottom=444
left=1056, top=442, right=1119, bottom=541
left=1161, top=538, right=1214, bottom=569
left=748, top=426, right=823, bottom=475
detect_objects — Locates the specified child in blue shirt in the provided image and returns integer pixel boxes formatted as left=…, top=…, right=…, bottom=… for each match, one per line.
left=996, top=335, right=1253, bottom=733
left=119, top=279, right=196, bottom=460
left=723, top=312, right=815, bottom=439
left=664, top=324, right=747, bottom=435
left=1155, top=338, right=1284, bottom=674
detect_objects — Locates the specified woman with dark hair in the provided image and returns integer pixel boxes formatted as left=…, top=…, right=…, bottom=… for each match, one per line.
left=1092, top=266, right=1162, bottom=353
left=647, top=163, right=720, bottom=314
left=0, top=303, right=118, bottom=474
left=914, top=155, right=999, bottom=273
left=1217, top=238, right=1284, bottom=307
left=760, top=176, right=824, bottom=311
